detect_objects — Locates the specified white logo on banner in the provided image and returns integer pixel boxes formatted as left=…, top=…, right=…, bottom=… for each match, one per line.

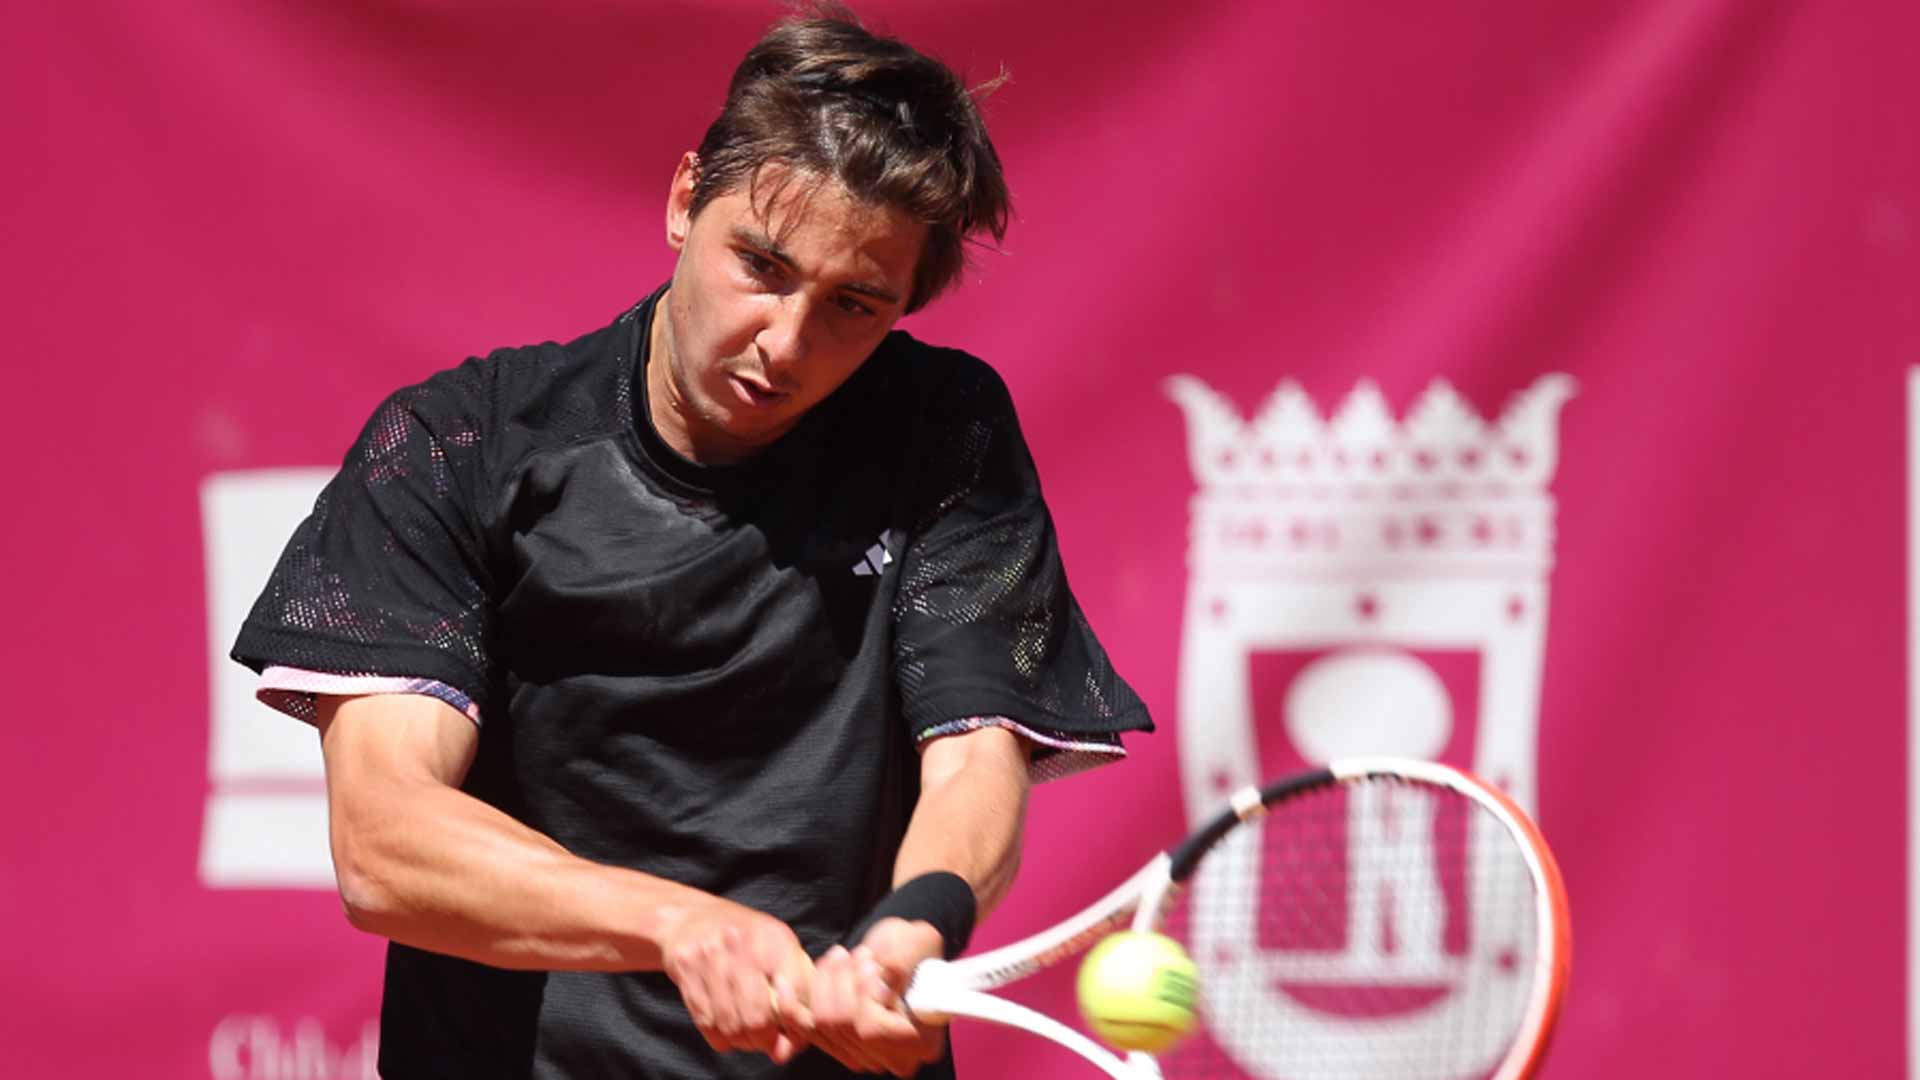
left=209, top=1016, right=377, bottom=1079
left=1166, top=374, right=1574, bottom=1079
left=200, top=469, right=336, bottom=888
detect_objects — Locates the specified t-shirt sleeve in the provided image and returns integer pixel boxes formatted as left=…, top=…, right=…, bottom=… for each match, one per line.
left=891, top=356, right=1153, bottom=752
left=230, top=362, right=498, bottom=717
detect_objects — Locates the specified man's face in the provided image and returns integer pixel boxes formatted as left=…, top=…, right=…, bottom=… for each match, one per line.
left=650, top=155, right=928, bottom=465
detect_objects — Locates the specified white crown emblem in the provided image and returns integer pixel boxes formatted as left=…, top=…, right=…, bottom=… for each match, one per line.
left=1165, top=374, right=1577, bottom=578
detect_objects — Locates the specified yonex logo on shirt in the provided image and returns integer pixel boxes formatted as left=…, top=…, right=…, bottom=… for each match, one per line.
left=852, top=529, right=898, bottom=577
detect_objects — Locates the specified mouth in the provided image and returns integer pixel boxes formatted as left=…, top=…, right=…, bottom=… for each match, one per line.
left=728, top=373, right=790, bottom=410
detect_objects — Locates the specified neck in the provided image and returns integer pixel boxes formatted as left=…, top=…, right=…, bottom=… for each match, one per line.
left=645, top=292, right=696, bottom=459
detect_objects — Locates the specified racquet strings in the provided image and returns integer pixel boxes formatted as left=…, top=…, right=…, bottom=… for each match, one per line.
left=1155, top=775, right=1545, bottom=1080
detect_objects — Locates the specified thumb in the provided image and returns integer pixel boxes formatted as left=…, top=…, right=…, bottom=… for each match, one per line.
left=860, top=918, right=945, bottom=989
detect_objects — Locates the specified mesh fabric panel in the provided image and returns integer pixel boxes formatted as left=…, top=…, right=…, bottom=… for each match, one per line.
left=232, top=368, right=497, bottom=710
left=890, top=357, right=1148, bottom=744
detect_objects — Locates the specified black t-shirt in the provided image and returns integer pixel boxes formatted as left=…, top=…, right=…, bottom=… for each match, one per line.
left=232, top=289, right=1151, bottom=1078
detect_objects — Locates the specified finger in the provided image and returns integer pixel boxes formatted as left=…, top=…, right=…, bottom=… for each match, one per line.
left=808, top=949, right=862, bottom=1055
left=756, top=980, right=810, bottom=1060
left=728, top=966, right=782, bottom=1054
left=776, top=944, right=817, bottom=1015
left=667, top=948, right=723, bottom=1051
left=813, top=948, right=887, bottom=1073
left=873, top=1013, right=946, bottom=1077
left=841, top=974, right=924, bottom=1074
left=758, top=925, right=818, bottom=1054
left=702, top=936, right=747, bottom=1049
left=854, top=947, right=898, bottom=1009
left=774, top=973, right=814, bottom=1033
left=859, top=918, right=944, bottom=993
left=811, top=1025, right=881, bottom=1074
left=811, top=946, right=855, bottom=1026
left=855, top=1003, right=927, bottom=1076
left=846, top=963, right=941, bottom=1079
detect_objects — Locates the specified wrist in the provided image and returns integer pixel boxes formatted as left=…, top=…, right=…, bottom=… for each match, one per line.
left=844, top=871, right=977, bottom=959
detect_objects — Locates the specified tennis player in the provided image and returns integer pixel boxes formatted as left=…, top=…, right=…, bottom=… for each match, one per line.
left=232, top=7, right=1151, bottom=1078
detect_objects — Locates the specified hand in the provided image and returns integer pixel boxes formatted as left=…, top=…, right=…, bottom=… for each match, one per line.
left=657, top=898, right=816, bottom=1064
left=804, top=918, right=947, bottom=1075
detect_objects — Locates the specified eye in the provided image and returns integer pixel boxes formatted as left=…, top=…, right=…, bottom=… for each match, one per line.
left=737, top=249, right=780, bottom=280
left=835, top=294, right=877, bottom=318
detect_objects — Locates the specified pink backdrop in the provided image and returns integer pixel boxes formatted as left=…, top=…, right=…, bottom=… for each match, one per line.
left=5, top=2, right=1915, bottom=1076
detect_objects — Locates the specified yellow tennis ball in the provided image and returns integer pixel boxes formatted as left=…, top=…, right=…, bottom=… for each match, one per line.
left=1076, top=931, right=1200, bottom=1053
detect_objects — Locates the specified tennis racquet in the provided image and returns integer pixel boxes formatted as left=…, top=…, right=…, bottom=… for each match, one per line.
left=903, top=756, right=1571, bottom=1079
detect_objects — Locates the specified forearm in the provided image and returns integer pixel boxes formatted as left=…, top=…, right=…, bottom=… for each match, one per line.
left=890, top=726, right=1031, bottom=920
left=329, top=775, right=712, bottom=972
left=318, top=692, right=720, bottom=973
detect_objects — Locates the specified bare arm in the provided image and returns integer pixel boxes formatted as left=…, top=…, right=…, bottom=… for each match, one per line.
left=891, top=724, right=1032, bottom=918
left=317, top=692, right=812, bottom=1059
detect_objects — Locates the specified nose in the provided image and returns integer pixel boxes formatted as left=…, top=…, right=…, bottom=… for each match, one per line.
left=756, top=292, right=811, bottom=383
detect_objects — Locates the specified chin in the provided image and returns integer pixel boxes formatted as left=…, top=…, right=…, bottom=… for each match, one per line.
left=694, top=400, right=774, bottom=449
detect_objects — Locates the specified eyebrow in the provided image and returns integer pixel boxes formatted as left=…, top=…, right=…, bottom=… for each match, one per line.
left=729, top=225, right=905, bottom=306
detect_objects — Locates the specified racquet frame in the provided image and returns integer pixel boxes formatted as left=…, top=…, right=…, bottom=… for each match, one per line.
left=902, top=756, right=1571, bottom=1080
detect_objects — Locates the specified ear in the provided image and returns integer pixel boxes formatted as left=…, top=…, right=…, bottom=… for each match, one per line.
left=665, top=151, right=698, bottom=253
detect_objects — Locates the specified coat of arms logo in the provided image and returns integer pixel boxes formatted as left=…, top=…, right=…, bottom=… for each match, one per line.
left=1163, top=373, right=1575, bottom=1079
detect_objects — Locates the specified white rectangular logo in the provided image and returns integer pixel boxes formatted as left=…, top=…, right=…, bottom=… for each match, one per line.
left=199, top=468, right=336, bottom=888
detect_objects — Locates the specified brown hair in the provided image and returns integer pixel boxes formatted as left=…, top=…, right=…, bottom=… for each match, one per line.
left=690, top=5, right=1011, bottom=313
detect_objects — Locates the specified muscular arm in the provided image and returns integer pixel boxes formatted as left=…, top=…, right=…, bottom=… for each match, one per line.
left=892, top=724, right=1032, bottom=919
left=318, top=692, right=691, bottom=969
left=317, top=692, right=811, bottom=1058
